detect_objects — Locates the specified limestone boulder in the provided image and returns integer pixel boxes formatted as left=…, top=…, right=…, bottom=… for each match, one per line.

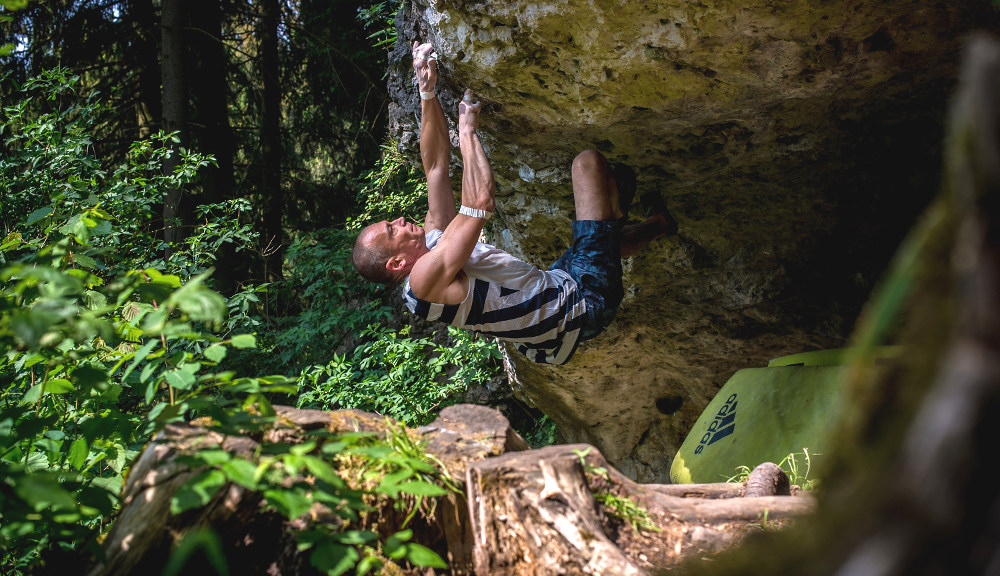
left=386, top=0, right=1000, bottom=481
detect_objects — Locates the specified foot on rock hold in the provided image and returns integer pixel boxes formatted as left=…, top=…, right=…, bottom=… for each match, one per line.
left=640, top=191, right=679, bottom=236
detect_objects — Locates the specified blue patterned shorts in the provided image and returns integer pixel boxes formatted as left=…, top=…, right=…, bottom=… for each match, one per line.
left=550, top=219, right=624, bottom=342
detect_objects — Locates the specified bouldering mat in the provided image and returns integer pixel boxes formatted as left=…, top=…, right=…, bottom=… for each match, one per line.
left=669, top=348, right=896, bottom=484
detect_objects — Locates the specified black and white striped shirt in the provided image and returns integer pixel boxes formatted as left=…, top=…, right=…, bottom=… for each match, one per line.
left=402, top=229, right=587, bottom=365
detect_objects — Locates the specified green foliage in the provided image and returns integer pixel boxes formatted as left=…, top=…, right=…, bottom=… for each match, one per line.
left=593, top=491, right=661, bottom=533
left=572, top=447, right=661, bottom=533
left=357, top=1, right=401, bottom=49
left=523, top=414, right=559, bottom=448
left=262, top=228, right=393, bottom=375
left=297, top=325, right=502, bottom=426
left=0, top=69, right=472, bottom=574
left=350, top=140, right=429, bottom=230
left=0, top=0, right=26, bottom=56
left=0, top=69, right=286, bottom=571
left=168, top=422, right=452, bottom=575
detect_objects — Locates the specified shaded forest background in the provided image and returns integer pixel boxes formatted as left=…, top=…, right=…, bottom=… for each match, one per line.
left=0, top=0, right=514, bottom=423
left=0, top=1, right=532, bottom=573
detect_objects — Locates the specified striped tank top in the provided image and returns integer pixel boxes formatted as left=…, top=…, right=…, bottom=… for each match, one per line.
left=402, top=229, right=587, bottom=365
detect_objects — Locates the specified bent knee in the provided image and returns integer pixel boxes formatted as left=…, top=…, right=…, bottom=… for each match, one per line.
left=572, top=149, right=608, bottom=176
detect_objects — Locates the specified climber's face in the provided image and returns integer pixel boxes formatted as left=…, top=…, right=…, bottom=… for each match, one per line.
left=360, top=216, right=427, bottom=275
left=378, top=217, right=424, bottom=256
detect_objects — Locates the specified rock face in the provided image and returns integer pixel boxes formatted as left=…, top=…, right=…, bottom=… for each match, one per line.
left=387, top=0, right=1000, bottom=481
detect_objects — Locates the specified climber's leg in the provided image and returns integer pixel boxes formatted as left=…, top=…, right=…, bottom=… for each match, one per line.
left=571, top=149, right=677, bottom=258
left=571, top=149, right=622, bottom=221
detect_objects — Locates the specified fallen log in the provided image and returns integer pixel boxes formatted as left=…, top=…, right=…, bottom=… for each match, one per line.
left=83, top=404, right=812, bottom=576
left=466, top=444, right=813, bottom=575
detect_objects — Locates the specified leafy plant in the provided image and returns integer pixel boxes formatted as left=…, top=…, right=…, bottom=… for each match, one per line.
left=296, top=325, right=502, bottom=426
left=167, top=421, right=451, bottom=576
left=0, top=0, right=27, bottom=56
left=572, top=447, right=661, bottom=533
left=349, top=140, right=429, bottom=231
left=523, top=414, right=558, bottom=448
left=594, top=491, right=660, bottom=533
left=0, top=68, right=455, bottom=575
left=357, top=0, right=401, bottom=49
left=0, top=68, right=290, bottom=571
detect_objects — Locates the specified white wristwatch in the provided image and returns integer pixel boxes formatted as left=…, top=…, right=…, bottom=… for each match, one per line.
left=459, top=205, right=492, bottom=220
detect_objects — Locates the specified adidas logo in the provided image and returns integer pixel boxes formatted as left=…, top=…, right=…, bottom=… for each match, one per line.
left=694, top=393, right=737, bottom=455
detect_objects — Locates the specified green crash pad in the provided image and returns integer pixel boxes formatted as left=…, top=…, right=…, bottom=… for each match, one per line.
left=669, top=347, right=896, bottom=484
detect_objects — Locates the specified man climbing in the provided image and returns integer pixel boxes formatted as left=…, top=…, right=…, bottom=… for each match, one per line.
left=352, top=41, right=676, bottom=365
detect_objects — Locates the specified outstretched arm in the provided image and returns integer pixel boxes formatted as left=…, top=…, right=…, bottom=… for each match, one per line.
left=413, top=41, right=456, bottom=233
left=410, top=90, right=496, bottom=304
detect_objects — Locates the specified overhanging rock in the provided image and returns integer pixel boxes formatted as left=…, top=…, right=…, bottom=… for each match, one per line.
left=387, top=0, right=1000, bottom=481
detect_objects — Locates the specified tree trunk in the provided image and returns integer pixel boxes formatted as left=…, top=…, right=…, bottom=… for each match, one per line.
left=190, top=0, right=238, bottom=292
left=127, top=0, right=160, bottom=140
left=258, top=0, right=283, bottom=282
left=160, top=0, right=185, bottom=253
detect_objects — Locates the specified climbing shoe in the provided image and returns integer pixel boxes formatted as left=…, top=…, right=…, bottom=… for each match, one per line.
left=640, top=191, right=679, bottom=236
left=610, top=162, right=637, bottom=217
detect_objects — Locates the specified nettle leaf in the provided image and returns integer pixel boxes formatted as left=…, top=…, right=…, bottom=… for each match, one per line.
left=309, top=540, right=359, bottom=576
left=10, top=308, right=62, bottom=348
left=185, top=450, right=230, bottom=467
left=355, top=555, right=383, bottom=576
left=230, top=333, right=256, bottom=349
left=179, top=361, right=201, bottom=375
left=135, top=282, right=175, bottom=304
left=164, top=369, right=196, bottom=391
left=90, top=218, right=112, bottom=236
left=302, top=456, right=344, bottom=487
left=123, top=339, right=159, bottom=379
left=332, top=530, right=378, bottom=546
left=383, top=529, right=412, bottom=559
left=108, top=442, right=136, bottom=473
left=140, top=357, right=160, bottom=383
left=1, top=231, right=24, bottom=251
left=72, top=365, right=108, bottom=390
left=82, top=289, right=108, bottom=310
left=71, top=252, right=98, bottom=270
left=165, top=271, right=225, bottom=324
left=14, top=473, right=78, bottom=512
left=67, top=437, right=89, bottom=470
left=402, top=543, right=448, bottom=568
left=27, top=206, right=52, bottom=225
left=221, top=458, right=258, bottom=490
left=171, top=469, right=228, bottom=515
left=25, top=451, right=50, bottom=473
left=263, top=488, right=313, bottom=520
left=120, top=301, right=149, bottom=323
left=140, top=268, right=183, bottom=288
left=203, top=344, right=226, bottom=363
left=43, top=378, right=75, bottom=394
